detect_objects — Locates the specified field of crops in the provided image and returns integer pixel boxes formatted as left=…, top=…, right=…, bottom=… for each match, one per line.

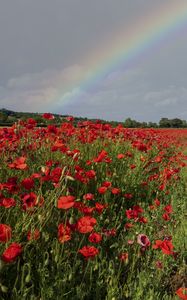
left=0, top=115, right=187, bottom=300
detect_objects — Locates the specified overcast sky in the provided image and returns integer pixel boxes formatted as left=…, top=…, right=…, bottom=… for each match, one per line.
left=0, top=0, right=187, bottom=122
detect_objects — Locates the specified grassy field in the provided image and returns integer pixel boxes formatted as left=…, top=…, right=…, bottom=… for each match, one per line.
left=0, top=120, right=187, bottom=299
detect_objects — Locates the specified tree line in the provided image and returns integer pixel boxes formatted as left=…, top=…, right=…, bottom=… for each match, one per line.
left=0, top=109, right=187, bottom=128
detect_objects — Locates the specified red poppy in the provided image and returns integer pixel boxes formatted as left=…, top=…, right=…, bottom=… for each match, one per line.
left=124, top=223, right=134, bottom=230
left=119, top=252, right=128, bottom=262
left=77, top=216, right=97, bottom=233
left=21, top=178, right=35, bottom=190
left=1, top=198, right=16, bottom=208
left=66, top=116, right=74, bottom=122
left=58, top=224, right=71, bottom=243
left=102, top=181, right=112, bottom=188
left=57, top=195, right=75, bottom=209
left=27, top=229, right=40, bottom=241
left=85, top=170, right=96, bottom=179
left=117, top=154, right=125, bottom=159
left=123, top=193, right=133, bottom=200
left=94, top=150, right=108, bottom=163
left=154, top=198, right=160, bottom=206
left=2, top=243, right=22, bottom=263
left=42, top=113, right=54, bottom=120
left=88, top=232, right=102, bottom=243
left=97, top=186, right=107, bottom=194
left=164, top=204, right=173, bottom=214
left=83, top=193, right=94, bottom=201
left=162, top=213, right=170, bottom=221
left=79, top=246, right=99, bottom=259
left=8, top=156, right=27, bottom=170
left=21, top=192, right=37, bottom=210
left=152, top=239, right=174, bottom=255
left=176, top=287, right=187, bottom=300
left=111, top=188, right=121, bottom=195
left=95, top=202, right=106, bottom=214
left=0, top=224, right=12, bottom=242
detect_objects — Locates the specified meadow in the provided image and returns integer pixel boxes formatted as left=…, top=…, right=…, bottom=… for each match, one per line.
left=0, top=115, right=187, bottom=300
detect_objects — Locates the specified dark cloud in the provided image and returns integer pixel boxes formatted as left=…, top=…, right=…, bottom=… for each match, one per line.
left=0, top=0, right=186, bottom=121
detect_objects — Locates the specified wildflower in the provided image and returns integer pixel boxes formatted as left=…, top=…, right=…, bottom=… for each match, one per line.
left=176, top=287, right=187, bottom=300
left=79, top=246, right=99, bottom=259
left=88, top=232, right=102, bottom=243
left=21, top=178, right=35, bottom=190
left=58, top=224, right=71, bottom=243
left=152, top=239, right=174, bottom=255
left=97, top=186, right=107, bottom=194
left=21, top=192, right=37, bottom=210
left=2, top=243, right=22, bottom=263
left=57, top=195, right=75, bottom=209
left=117, top=153, right=125, bottom=159
left=119, top=252, right=128, bottom=262
left=1, top=197, right=16, bottom=208
left=137, top=234, right=150, bottom=248
left=42, top=113, right=54, bottom=120
left=27, top=229, right=40, bottom=241
left=83, top=193, right=94, bottom=201
left=111, top=188, right=121, bottom=195
left=0, top=224, right=12, bottom=243
left=8, top=156, right=27, bottom=170
left=77, top=216, right=97, bottom=233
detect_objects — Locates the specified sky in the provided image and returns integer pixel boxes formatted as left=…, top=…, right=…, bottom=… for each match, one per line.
left=0, top=0, right=187, bottom=122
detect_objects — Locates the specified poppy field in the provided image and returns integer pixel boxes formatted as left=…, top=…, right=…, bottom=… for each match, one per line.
left=0, top=115, right=187, bottom=300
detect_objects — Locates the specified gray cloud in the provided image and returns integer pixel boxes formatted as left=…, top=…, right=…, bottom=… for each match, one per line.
left=0, top=0, right=187, bottom=121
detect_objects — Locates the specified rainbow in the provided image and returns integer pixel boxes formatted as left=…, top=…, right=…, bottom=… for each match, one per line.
left=52, top=1, right=187, bottom=111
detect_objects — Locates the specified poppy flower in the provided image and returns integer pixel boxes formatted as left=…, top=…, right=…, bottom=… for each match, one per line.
left=58, top=224, right=71, bottom=243
left=137, top=234, right=150, bottom=248
left=162, top=213, right=170, bottom=221
left=97, top=186, right=107, bottom=194
left=1, top=198, right=16, bottom=208
left=8, top=156, right=27, bottom=170
left=119, top=252, right=128, bottom=262
left=21, top=178, right=35, bottom=190
left=66, top=116, right=74, bottom=122
left=95, top=202, right=106, bottom=214
left=27, top=229, right=40, bottom=241
left=152, top=239, right=174, bottom=255
left=164, top=204, right=173, bottom=214
left=102, top=181, right=112, bottom=188
left=83, top=193, right=94, bottom=201
left=88, top=232, right=102, bottom=243
left=111, top=188, right=121, bottom=195
left=2, top=243, right=22, bottom=263
left=176, top=287, right=187, bottom=300
left=77, top=216, right=97, bottom=233
left=21, top=192, right=37, bottom=210
left=124, top=223, right=134, bottom=230
left=0, top=224, right=12, bottom=243
left=57, top=195, right=75, bottom=209
left=42, top=113, right=54, bottom=120
left=79, top=246, right=99, bottom=259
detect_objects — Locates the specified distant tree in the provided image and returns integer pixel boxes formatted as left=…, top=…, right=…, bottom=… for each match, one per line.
left=182, top=120, right=187, bottom=128
left=148, top=122, right=158, bottom=128
left=124, top=118, right=138, bottom=128
left=170, top=118, right=184, bottom=128
left=159, top=118, right=171, bottom=128
left=141, top=122, right=148, bottom=128
left=0, top=112, right=8, bottom=122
